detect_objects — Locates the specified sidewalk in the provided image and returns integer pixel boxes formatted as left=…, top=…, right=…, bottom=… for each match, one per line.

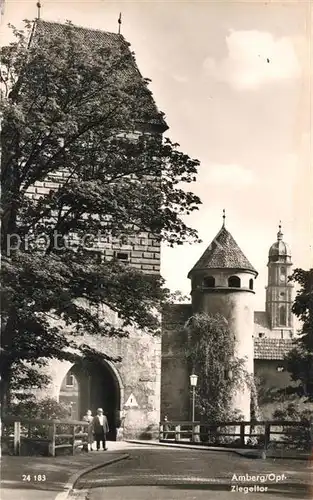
left=126, top=439, right=312, bottom=460
left=0, top=449, right=129, bottom=500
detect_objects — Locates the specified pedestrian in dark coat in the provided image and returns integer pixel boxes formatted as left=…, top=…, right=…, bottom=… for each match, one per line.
left=92, top=408, right=109, bottom=451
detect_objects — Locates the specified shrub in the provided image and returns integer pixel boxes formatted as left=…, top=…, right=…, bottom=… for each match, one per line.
left=272, top=403, right=313, bottom=451
left=10, top=397, right=70, bottom=420
left=9, top=397, right=71, bottom=440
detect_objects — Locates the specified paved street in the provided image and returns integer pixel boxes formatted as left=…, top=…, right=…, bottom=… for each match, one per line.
left=0, top=449, right=129, bottom=500
left=76, top=446, right=312, bottom=500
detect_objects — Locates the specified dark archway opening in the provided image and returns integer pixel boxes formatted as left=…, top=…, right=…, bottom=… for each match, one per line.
left=59, top=359, right=120, bottom=441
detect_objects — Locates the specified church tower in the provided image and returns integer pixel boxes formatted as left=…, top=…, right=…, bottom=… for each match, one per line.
left=266, top=224, right=294, bottom=338
left=187, top=213, right=258, bottom=420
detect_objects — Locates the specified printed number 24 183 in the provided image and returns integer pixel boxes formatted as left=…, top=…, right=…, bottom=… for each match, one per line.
left=22, top=475, right=46, bottom=482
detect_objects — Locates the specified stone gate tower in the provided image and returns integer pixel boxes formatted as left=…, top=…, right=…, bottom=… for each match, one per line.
left=187, top=214, right=258, bottom=419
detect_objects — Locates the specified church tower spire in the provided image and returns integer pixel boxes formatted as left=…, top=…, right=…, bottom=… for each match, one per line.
left=265, top=223, right=294, bottom=335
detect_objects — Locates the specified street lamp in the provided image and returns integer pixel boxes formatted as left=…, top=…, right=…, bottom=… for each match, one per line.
left=190, top=373, right=198, bottom=422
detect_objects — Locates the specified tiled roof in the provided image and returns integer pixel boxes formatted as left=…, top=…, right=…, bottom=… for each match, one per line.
left=31, top=20, right=168, bottom=131
left=254, top=338, right=294, bottom=360
left=188, top=226, right=257, bottom=276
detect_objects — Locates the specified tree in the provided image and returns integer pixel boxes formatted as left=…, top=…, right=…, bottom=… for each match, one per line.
left=284, top=268, right=313, bottom=401
left=0, top=20, right=201, bottom=409
left=184, top=313, right=250, bottom=424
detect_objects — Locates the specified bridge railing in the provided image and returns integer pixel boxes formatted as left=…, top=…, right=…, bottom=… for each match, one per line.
left=1, top=416, right=89, bottom=456
left=159, top=420, right=312, bottom=450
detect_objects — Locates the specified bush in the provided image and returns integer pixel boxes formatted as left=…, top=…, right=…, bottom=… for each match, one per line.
left=10, top=397, right=70, bottom=420
left=272, top=403, right=313, bottom=451
left=9, top=397, right=71, bottom=440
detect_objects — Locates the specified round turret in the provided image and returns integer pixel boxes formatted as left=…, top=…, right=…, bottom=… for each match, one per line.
left=187, top=214, right=257, bottom=420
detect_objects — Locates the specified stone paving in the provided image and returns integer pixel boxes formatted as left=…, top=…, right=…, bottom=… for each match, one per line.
left=0, top=445, right=130, bottom=500
left=1, top=441, right=311, bottom=500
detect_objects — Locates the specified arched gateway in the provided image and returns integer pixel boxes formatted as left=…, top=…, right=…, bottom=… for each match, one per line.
left=59, top=359, right=123, bottom=441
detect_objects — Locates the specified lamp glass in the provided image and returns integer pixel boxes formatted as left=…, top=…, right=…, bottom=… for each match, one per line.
left=190, top=374, right=198, bottom=387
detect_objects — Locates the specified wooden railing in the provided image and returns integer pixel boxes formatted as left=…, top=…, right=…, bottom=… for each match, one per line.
left=1, top=416, right=89, bottom=456
left=159, top=420, right=312, bottom=451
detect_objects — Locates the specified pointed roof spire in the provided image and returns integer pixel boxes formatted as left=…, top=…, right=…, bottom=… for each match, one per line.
left=188, top=225, right=257, bottom=277
left=36, top=2, right=41, bottom=20
left=222, top=208, right=226, bottom=228
left=118, top=12, right=122, bottom=34
left=277, top=220, right=283, bottom=241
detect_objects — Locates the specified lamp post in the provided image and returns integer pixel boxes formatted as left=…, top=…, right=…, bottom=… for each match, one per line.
left=190, top=373, right=198, bottom=422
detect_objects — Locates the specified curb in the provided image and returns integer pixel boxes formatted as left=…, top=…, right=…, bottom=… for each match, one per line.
left=125, top=440, right=310, bottom=460
left=125, top=439, right=247, bottom=454
left=54, top=453, right=129, bottom=500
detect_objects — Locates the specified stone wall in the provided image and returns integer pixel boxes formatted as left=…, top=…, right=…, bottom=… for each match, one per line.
left=255, top=359, right=299, bottom=419
left=37, top=323, right=162, bottom=439
left=161, top=304, right=192, bottom=420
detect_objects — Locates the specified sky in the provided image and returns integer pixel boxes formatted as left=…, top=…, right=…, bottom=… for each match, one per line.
left=1, top=0, right=312, bottom=310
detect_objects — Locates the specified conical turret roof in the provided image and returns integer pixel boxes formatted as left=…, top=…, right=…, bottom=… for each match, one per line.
left=188, top=225, right=257, bottom=277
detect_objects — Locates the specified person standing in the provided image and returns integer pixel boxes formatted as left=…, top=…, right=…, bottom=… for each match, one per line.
left=92, top=408, right=109, bottom=451
left=163, top=415, right=170, bottom=439
left=83, top=409, right=94, bottom=451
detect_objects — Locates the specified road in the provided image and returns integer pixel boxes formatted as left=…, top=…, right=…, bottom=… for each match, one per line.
left=76, top=446, right=312, bottom=500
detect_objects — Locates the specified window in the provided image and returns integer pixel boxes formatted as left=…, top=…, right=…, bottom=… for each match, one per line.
left=249, top=278, right=254, bottom=290
left=203, top=276, right=215, bottom=287
left=114, top=251, right=129, bottom=262
left=279, top=306, right=286, bottom=326
left=228, top=276, right=241, bottom=288
left=258, top=332, right=265, bottom=338
left=281, top=267, right=286, bottom=275
left=66, top=372, right=74, bottom=387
